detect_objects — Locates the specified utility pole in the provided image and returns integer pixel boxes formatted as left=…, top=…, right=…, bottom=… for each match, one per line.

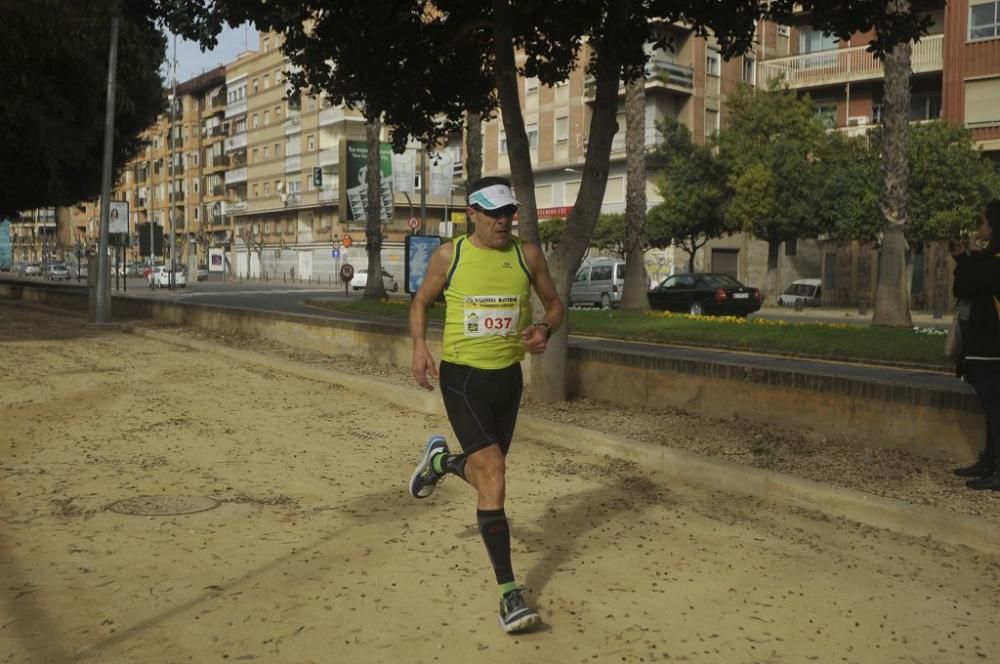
left=169, top=33, right=178, bottom=290
left=94, top=17, right=120, bottom=323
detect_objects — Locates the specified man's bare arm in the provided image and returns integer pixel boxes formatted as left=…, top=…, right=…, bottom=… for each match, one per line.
left=409, top=244, right=453, bottom=389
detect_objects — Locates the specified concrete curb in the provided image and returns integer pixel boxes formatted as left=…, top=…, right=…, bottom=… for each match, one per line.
left=128, top=326, right=1000, bottom=555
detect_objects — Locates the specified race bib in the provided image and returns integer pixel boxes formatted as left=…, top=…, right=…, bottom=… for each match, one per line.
left=464, top=295, right=520, bottom=337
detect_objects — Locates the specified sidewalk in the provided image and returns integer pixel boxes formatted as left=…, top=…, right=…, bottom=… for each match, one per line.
left=755, top=305, right=952, bottom=328
left=1, top=302, right=997, bottom=663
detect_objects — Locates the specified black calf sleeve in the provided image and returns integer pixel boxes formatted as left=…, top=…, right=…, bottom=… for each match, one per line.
left=477, top=508, right=514, bottom=585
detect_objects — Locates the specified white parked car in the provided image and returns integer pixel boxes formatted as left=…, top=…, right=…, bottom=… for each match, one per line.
left=46, top=263, right=71, bottom=280
left=147, top=265, right=187, bottom=288
left=23, top=263, right=42, bottom=276
left=777, top=278, right=823, bottom=308
left=351, top=269, right=399, bottom=292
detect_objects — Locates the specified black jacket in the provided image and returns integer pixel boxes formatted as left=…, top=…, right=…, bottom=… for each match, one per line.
left=954, top=247, right=1000, bottom=367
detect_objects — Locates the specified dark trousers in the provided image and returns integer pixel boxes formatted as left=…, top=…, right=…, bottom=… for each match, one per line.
left=965, top=362, right=1000, bottom=463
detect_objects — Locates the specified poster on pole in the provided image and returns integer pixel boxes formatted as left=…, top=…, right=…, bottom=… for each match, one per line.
left=346, top=140, right=393, bottom=225
left=0, top=220, right=11, bottom=271
left=391, top=150, right=416, bottom=194
left=109, top=201, right=129, bottom=234
left=429, top=152, right=454, bottom=197
left=209, top=247, right=225, bottom=272
left=405, top=234, right=443, bottom=295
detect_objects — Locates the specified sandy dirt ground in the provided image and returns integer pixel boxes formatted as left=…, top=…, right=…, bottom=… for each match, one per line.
left=1, top=301, right=999, bottom=664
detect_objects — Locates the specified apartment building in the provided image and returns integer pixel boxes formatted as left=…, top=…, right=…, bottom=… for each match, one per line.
left=8, top=207, right=58, bottom=263
left=224, top=33, right=465, bottom=281
left=481, top=22, right=761, bottom=286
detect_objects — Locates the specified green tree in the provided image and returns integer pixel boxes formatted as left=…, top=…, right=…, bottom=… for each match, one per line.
left=647, top=120, right=733, bottom=273
left=0, top=0, right=166, bottom=217
left=717, top=82, right=827, bottom=299
left=590, top=214, right=627, bottom=257
left=538, top=218, right=566, bottom=251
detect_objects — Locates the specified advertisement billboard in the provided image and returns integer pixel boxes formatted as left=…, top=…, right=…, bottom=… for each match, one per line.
left=405, top=234, right=442, bottom=295
left=0, top=220, right=11, bottom=271
left=346, top=140, right=393, bottom=225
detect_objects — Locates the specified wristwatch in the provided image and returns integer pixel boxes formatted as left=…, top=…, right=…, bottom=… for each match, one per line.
left=534, top=321, right=552, bottom=339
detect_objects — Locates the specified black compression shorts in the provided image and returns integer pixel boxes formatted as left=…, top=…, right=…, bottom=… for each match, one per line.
left=439, top=360, right=523, bottom=456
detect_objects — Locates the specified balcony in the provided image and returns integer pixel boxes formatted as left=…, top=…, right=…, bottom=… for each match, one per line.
left=211, top=184, right=225, bottom=197
left=210, top=125, right=226, bottom=138
left=585, top=57, right=695, bottom=102
left=319, top=148, right=339, bottom=166
left=284, top=116, right=301, bottom=135
left=169, top=191, right=185, bottom=203
left=318, top=187, right=339, bottom=203
left=225, top=167, right=248, bottom=184
left=284, top=155, right=302, bottom=173
left=224, top=132, right=248, bottom=153
left=210, top=95, right=225, bottom=110
left=757, top=34, right=943, bottom=90
left=226, top=98, right=248, bottom=118
left=224, top=199, right=248, bottom=215
left=283, top=192, right=302, bottom=207
left=207, top=154, right=230, bottom=170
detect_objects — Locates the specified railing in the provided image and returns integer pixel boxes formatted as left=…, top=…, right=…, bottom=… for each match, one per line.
left=211, top=95, right=225, bottom=109
left=208, top=154, right=230, bottom=169
left=225, top=167, right=248, bottom=184
left=224, top=132, right=248, bottom=153
left=318, top=188, right=339, bottom=203
left=284, top=116, right=301, bottom=135
left=284, top=155, right=302, bottom=173
left=757, top=34, right=943, bottom=89
left=224, top=200, right=248, bottom=214
left=210, top=125, right=225, bottom=137
left=169, top=191, right=185, bottom=203
left=211, top=184, right=225, bottom=196
left=585, top=57, right=695, bottom=100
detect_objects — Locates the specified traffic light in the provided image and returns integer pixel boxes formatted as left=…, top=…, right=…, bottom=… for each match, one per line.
left=313, top=167, right=323, bottom=187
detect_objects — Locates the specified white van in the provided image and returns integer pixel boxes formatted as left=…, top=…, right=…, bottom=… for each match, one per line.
left=777, top=278, right=823, bottom=307
left=570, top=260, right=626, bottom=308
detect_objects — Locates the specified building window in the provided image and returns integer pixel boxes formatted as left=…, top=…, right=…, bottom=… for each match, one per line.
left=705, top=108, right=720, bottom=137
left=264, top=183, right=271, bottom=196
left=253, top=79, right=259, bottom=94
left=263, top=111, right=271, bottom=125
left=263, top=146, right=270, bottom=160
left=499, top=130, right=507, bottom=154
left=275, top=70, right=283, bottom=84
left=253, top=184, right=259, bottom=197
left=264, top=222, right=272, bottom=233
left=706, top=48, right=721, bottom=77
left=777, top=24, right=791, bottom=37
left=555, top=116, right=569, bottom=143
left=970, top=2, right=1000, bottom=40
left=800, top=29, right=838, bottom=53
left=275, top=143, right=281, bottom=158
left=964, top=77, right=1000, bottom=127
left=742, top=56, right=756, bottom=84
left=263, top=38, right=270, bottom=52
left=252, top=148, right=259, bottom=163
left=275, top=105, right=282, bottom=120
left=252, top=114, right=260, bottom=129
left=527, top=124, right=539, bottom=149
left=308, top=134, right=316, bottom=151
left=263, top=74, right=270, bottom=89
left=814, top=102, right=838, bottom=128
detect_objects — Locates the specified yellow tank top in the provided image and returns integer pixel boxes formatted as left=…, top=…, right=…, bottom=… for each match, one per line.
left=442, top=236, right=533, bottom=370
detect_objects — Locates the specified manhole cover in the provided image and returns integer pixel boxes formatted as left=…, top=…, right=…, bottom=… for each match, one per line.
left=107, top=495, right=220, bottom=516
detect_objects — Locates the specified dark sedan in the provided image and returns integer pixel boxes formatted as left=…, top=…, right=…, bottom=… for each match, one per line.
left=648, top=273, right=762, bottom=316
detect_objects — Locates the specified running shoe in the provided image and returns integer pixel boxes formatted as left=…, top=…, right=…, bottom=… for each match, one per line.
left=408, top=435, right=448, bottom=499
left=498, top=588, right=542, bottom=633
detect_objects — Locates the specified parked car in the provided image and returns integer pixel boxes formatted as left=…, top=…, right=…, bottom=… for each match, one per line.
left=777, top=278, right=823, bottom=308
left=147, top=265, right=186, bottom=288
left=351, top=269, right=399, bottom=292
left=23, top=263, right=42, bottom=276
left=570, top=259, right=626, bottom=309
left=647, top=272, right=762, bottom=317
left=46, top=263, right=71, bottom=280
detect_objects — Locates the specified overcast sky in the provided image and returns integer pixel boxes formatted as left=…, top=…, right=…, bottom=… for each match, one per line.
left=163, top=24, right=259, bottom=83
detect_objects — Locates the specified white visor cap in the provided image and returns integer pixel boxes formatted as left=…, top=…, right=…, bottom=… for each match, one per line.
left=468, top=184, right=520, bottom=211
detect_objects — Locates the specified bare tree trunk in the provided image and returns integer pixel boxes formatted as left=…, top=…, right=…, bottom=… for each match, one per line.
left=765, top=239, right=781, bottom=304
left=531, top=0, right=631, bottom=402
left=621, top=77, right=649, bottom=313
left=464, top=111, right=482, bottom=236
left=492, top=0, right=538, bottom=245
left=872, top=1, right=914, bottom=328
left=364, top=119, right=387, bottom=300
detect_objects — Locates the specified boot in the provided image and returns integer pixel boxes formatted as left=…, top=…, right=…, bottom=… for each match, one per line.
left=965, top=470, right=1000, bottom=490
left=953, top=457, right=996, bottom=478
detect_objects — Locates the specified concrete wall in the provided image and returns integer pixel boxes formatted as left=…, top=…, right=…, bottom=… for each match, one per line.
left=1, top=281, right=982, bottom=461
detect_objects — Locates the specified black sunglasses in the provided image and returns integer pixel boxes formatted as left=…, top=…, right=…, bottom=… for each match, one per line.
left=472, top=204, right=518, bottom=220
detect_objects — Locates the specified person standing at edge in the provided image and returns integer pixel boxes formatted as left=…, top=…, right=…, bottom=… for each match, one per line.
left=407, top=176, right=564, bottom=633
left=952, top=199, right=1000, bottom=490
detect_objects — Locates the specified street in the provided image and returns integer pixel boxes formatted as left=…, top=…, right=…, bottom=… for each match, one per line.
left=1, top=302, right=997, bottom=664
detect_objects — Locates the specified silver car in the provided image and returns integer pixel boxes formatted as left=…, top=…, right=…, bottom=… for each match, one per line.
left=569, top=260, right=625, bottom=309
left=47, top=263, right=71, bottom=280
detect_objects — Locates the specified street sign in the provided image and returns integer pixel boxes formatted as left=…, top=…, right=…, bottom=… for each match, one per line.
left=343, top=234, right=353, bottom=248
left=332, top=240, right=341, bottom=250
left=331, top=249, right=341, bottom=259
left=408, top=217, right=420, bottom=231
left=340, top=263, right=355, bottom=282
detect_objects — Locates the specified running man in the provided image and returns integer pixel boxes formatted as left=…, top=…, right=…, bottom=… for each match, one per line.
left=407, top=177, right=564, bottom=633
